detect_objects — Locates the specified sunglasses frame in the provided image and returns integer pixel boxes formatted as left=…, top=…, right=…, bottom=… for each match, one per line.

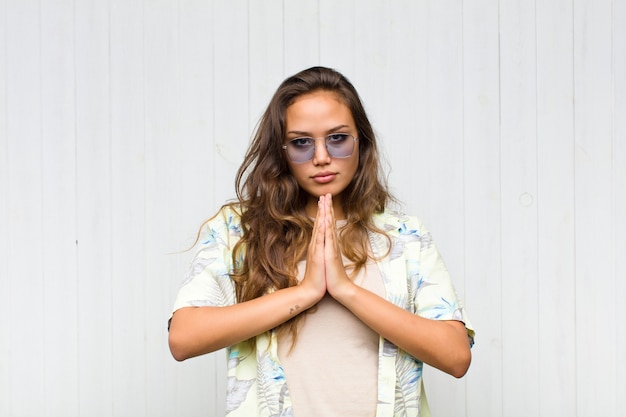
left=282, top=134, right=358, bottom=163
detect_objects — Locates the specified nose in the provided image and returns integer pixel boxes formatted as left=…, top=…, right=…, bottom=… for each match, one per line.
left=311, top=138, right=331, bottom=165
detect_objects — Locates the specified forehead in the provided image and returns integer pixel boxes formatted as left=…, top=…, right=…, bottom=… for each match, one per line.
left=285, top=91, right=354, bottom=133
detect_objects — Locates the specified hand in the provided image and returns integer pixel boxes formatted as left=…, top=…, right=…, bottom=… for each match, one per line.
left=300, top=194, right=356, bottom=302
left=320, top=194, right=355, bottom=298
left=299, top=195, right=328, bottom=303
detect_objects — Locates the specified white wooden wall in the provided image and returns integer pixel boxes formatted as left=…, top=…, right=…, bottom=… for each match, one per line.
left=1, top=1, right=624, bottom=416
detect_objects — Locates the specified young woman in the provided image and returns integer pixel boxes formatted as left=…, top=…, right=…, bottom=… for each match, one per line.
left=168, top=66, right=475, bottom=417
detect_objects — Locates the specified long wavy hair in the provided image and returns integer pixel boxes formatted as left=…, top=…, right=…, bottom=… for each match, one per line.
left=226, top=66, right=394, bottom=341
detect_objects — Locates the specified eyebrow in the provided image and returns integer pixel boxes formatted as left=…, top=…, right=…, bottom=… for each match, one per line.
left=287, top=124, right=351, bottom=137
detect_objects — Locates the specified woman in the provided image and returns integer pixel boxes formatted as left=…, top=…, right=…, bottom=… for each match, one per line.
left=168, top=66, right=474, bottom=417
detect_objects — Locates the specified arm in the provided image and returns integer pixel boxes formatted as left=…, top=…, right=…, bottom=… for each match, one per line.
left=332, top=285, right=471, bottom=378
left=168, top=284, right=320, bottom=361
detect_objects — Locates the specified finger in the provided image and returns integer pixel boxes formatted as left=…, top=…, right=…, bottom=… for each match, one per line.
left=324, top=197, right=340, bottom=261
left=325, top=194, right=340, bottom=250
left=323, top=195, right=349, bottom=295
left=312, top=196, right=325, bottom=247
left=301, top=197, right=328, bottom=300
left=326, top=193, right=335, bottom=224
left=306, top=197, right=326, bottom=270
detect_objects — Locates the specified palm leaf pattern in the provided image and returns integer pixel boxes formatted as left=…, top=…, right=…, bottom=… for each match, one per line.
left=226, top=376, right=255, bottom=414
left=180, top=254, right=217, bottom=287
left=257, top=346, right=292, bottom=416
left=394, top=354, right=422, bottom=416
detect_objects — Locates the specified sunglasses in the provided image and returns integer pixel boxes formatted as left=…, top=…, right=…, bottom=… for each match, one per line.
left=282, top=133, right=358, bottom=163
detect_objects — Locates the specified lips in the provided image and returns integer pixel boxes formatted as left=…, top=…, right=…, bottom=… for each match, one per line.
left=312, top=171, right=337, bottom=184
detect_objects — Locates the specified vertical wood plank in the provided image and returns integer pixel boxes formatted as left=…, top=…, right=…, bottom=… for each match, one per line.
left=283, top=0, right=320, bottom=75
left=40, top=0, right=79, bottom=414
left=319, top=0, right=355, bottom=75
left=574, top=0, right=616, bottom=415
left=352, top=1, right=389, bottom=137
left=420, top=0, right=466, bottom=245
left=382, top=0, right=424, bottom=209
left=178, top=0, right=215, bottom=225
left=212, top=0, right=249, bottom=207
left=0, top=0, right=10, bottom=411
left=109, top=0, right=146, bottom=415
left=143, top=1, right=182, bottom=416
left=5, top=0, right=45, bottom=415
left=535, top=1, right=577, bottom=415
left=462, top=1, right=503, bottom=416
left=499, top=1, right=540, bottom=415
left=248, top=0, right=284, bottom=136
left=74, top=0, right=113, bottom=415
left=614, top=0, right=626, bottom=411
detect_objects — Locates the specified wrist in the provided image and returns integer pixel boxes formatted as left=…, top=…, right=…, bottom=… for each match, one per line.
left=329, top=279, right=358, bottom=306
left=296, top=280, right=325, bottom=309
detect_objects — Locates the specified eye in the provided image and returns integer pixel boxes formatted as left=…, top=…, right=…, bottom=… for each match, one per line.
left=290, top=137, right=314, bottom=148
left=326, top=133, right=349, bottom=143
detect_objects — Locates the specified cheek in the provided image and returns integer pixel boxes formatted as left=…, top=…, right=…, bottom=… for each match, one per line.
left=286, top=164, right=307, bottom=185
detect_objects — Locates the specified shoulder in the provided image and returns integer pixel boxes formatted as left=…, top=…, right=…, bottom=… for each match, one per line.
left=372, top=210, right=427, bottom=238
left=213, top=203, right=243, bottom=226
left=198, top=204, right=244, bottom=246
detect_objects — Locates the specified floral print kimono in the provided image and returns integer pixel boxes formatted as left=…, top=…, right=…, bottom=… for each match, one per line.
left=171, top=206, right=475, bottom=417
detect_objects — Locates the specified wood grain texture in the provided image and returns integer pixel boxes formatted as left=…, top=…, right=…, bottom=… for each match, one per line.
left=574, top=0, right=616, bottom=415
left=41, top=0, right=79, bottom=414
left=614, top=1, right=626, bottom=413
left=5, top=0, right=45, bottom=415
left=0, top=1, right=624, bottom=416
left=0, top=0, right=8, bottom=413
left=500, top=1, right=540, bottom=415
left=462, top=1, right=504, bottom=416
left=536, top=1, right=577, bottom=415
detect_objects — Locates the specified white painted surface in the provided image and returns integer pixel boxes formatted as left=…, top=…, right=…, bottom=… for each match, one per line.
left=1, top=1, right=624, bottom=416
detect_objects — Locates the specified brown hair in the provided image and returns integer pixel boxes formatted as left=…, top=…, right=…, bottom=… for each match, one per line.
left=226, top=66, right=393, bottom=341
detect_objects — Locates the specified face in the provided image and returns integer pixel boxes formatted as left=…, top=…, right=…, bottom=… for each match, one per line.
left=284, top=90, right=359, bottom=218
